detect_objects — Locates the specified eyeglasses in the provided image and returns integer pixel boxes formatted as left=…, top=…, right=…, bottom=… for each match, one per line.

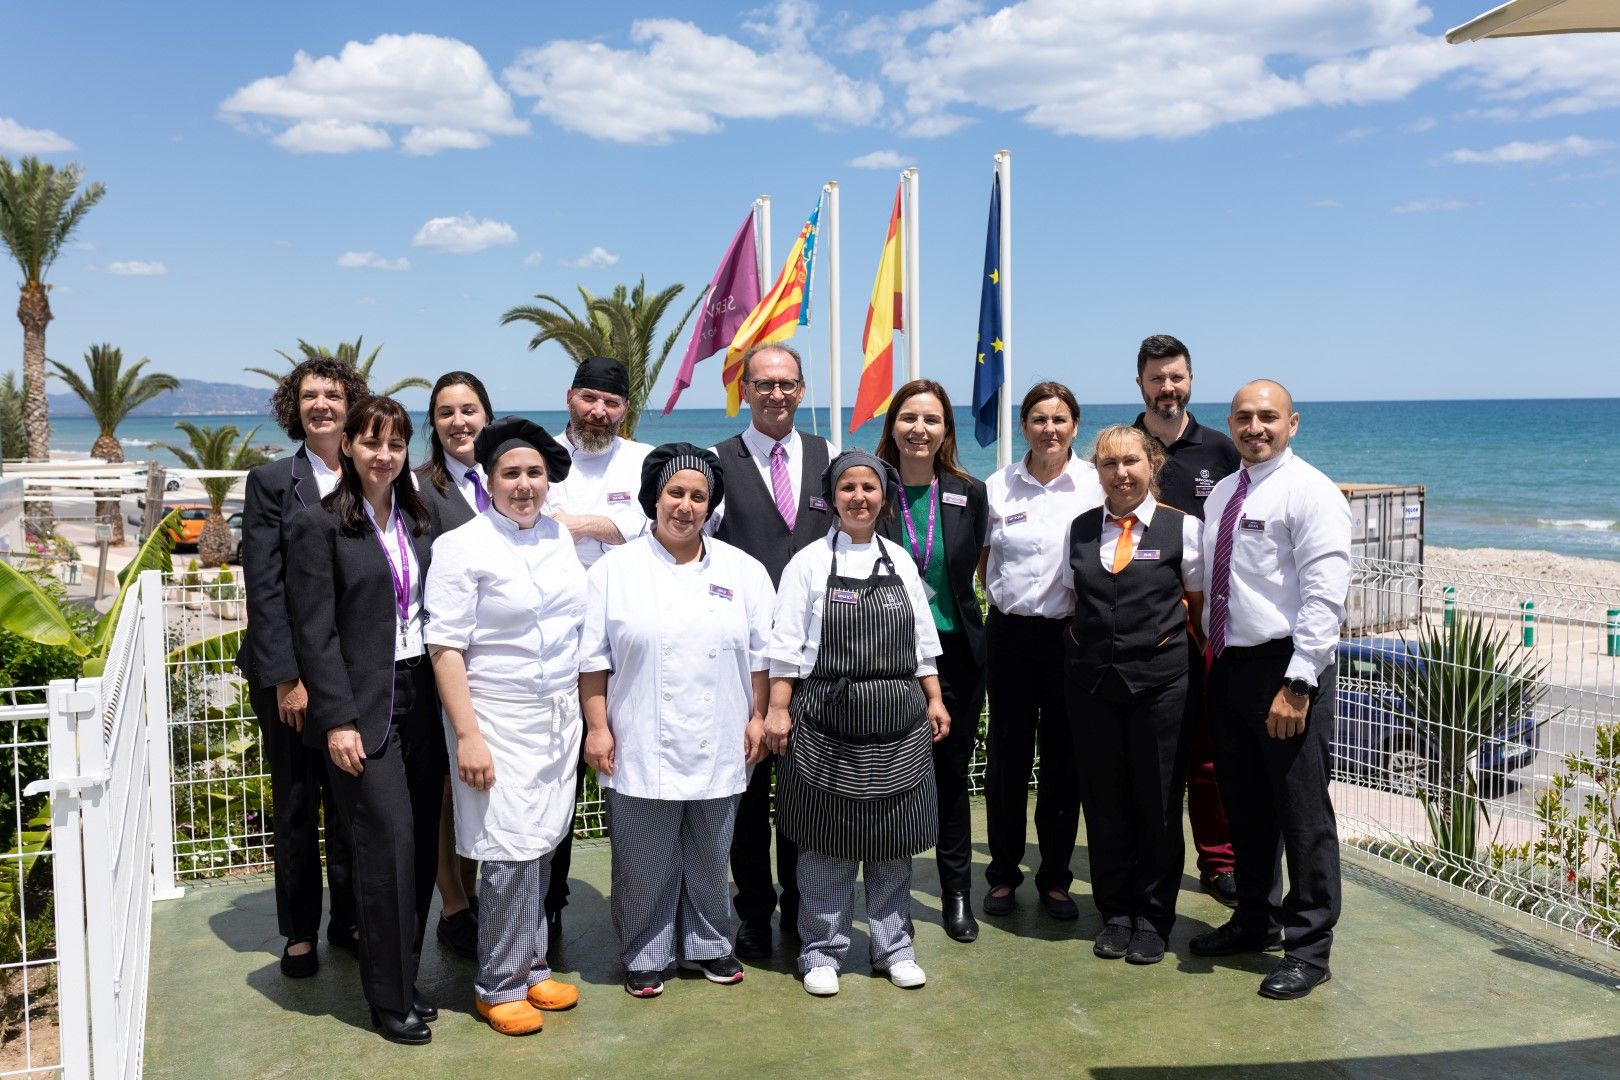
left=749, top=379, right=802, bottom=395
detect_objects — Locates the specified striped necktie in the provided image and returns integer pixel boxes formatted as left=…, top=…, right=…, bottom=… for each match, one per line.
left=770, top=441, right=797, bottom=529
left=1206, top=469, right=1251, bottom=660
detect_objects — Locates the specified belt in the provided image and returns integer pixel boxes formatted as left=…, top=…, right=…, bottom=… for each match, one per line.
left=1219, top=638, right=1294, bottom=661
left=395, top=654, right=426, bottom=669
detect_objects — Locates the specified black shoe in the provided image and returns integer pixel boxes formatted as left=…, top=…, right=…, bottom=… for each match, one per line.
left=412, top=987, right=438, bottom=1022
left=1189, top=921, right=1283, bottom=957
left=468, top=894, right=480, bottom=918
left=1258, top=956, right=1331, bottom=999
left=736, top=921, right=772, bottom=959
left=546, top=908, right=563, bottom=949
left=779, top=908, right=801, bottom=941
left=280, top=939, right=318, bottom=978
left=679, top=954, right=745, bottom=985
left=1039, top=890, right=1080, bottom=921
left=943, top=893, right=979, bottom=943
left=370, top=1006, right=431, bottom=1045
left=625, top=969, right=664, bottom=998
left=982, top=887, right=1016, bottom=916
left=1125, top=929, right=1166, bottom=965
left=327, top=925, right=360, bottom=957
left=436, top=906, right=478, bottom=959
left=1202, top=871, right=1240, bottom=908
left=1093, top=924, right=1132, bottom=960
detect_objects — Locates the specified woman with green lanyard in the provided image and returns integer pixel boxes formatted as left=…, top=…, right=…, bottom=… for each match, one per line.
left=875, top=379, right=990, bottom=944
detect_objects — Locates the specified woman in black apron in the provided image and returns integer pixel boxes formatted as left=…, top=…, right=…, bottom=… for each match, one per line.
left=764, top=450, right=951, bottom=998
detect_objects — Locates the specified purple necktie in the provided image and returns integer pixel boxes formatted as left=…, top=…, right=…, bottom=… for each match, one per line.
left=1205, top=468, right=1251, bottom=661
left=770, top=441, right=797, bottom=530
left=467, top=468, right=489, bottom=513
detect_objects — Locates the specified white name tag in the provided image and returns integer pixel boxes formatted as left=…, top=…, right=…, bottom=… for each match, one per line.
left=607, top=491, right=632, bottom=503
left=942, top=492, right=968, bottom=507
left=809, top=496, right=829, bottom=511
left=1004, top=512, right=1028, bottom=526
left=1133, top=549, right=1161, bottom=561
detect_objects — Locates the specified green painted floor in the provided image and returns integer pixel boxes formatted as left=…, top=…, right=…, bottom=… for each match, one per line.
left=146, top=804, right=1620, bottom=1079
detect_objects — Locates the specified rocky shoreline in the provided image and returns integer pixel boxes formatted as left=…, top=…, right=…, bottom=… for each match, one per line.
left=1427, top=545, right=1620, bottom=593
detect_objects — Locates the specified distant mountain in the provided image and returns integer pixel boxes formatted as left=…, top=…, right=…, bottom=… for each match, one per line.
left=49, top=378, right=271, bottom=417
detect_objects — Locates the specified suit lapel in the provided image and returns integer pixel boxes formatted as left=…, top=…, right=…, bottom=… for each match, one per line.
left=290, top=445, right=312, bottom=508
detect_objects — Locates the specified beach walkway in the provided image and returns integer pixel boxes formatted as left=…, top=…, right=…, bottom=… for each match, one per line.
left=144, top=804, right=1619, bottom=1079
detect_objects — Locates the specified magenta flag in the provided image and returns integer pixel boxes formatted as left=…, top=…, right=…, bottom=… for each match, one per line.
left=663, top=211, right=760, bottom=414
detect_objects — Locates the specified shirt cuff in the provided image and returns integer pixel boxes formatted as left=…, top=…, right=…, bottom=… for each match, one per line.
left=1285, top=650, right=1327, bottom=685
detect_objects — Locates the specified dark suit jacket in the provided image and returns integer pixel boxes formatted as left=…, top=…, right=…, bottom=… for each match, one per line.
left=284, top=503, right=437, bottom=753
left=879, top=469, right=990, bottom=665
left=237, top=446, right=322, bottom=691
left=414, top=464, right=478, bottom=534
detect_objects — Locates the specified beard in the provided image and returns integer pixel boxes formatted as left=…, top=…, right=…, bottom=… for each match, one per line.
left=570, top=421, right=614, bottom=453
left=1145, top=393, right=1186, bottom=422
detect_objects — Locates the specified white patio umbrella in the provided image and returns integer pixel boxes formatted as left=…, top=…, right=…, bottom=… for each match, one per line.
left=1447, top=0, right=1620, bottom=42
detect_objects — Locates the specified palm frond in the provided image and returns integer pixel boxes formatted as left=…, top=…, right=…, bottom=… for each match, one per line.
left=0, top=156, right=105, bottom=285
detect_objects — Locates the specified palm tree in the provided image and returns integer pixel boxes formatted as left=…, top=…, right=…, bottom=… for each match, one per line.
left=153, top=422, right=269, bottom=568
left=0, top=371, right=24, bottom=460
left=243, top=336, right=430, bottom=397
left=48, top=344, right=180, bottom=545
left=500, top=277, right=701, bottom=438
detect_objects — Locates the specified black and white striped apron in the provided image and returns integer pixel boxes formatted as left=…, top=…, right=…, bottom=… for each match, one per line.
left=777, top=537, right=937, bottom=862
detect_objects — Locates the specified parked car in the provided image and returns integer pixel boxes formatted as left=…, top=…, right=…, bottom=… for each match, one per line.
left=1332, top=637, right=1540, bottom=797
left=130, top=467, right=182, bottom=492
left=166, top=505, right=212, bottom=550
left=227, top=511, right=243, bottom=564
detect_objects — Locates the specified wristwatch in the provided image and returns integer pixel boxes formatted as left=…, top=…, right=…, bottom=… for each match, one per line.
left=1283, top=677, right=1315, bottom=700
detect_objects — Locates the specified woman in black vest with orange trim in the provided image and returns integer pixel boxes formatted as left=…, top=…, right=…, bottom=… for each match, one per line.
left=1062, top=425, right=1205, bottom=967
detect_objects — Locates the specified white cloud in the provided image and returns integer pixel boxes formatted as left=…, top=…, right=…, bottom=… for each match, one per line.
left=503, top=2, right=881, bottom=144
left=95, top=261, right=169, bottom=276
left=1391, top=196, right=1475, bottom=214
left=337, top=251, right=411, bottom=271
left=411, top=213, right=518, bottom=254
left=221, top=33, right=528, bottom=155
left=848, top=150, right=912, bottom=169
left=0, top=117, right=75, bottom=153
left=561, top=246, right=619, bottom=269
left=844, top=0, right=983, bottom=50
left=1403, top=116, right=1437, bottom=133
left=524, top=251, right=545, bottom=267
left=1442, top=135, right=1610, bottom=165
left=1310, top=198, right=1343, bottom=209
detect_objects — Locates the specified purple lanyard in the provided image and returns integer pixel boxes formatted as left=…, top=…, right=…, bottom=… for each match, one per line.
left=372, top=505, right=411, bottom=628
left=900, top=477, right=938, bottom=572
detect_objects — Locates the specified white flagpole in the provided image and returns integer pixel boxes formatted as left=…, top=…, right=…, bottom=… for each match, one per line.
left=996, top=150, right=1013, bottom=469
left=825, top=181, right=842, bottom=453
left=902, top=167, right=922, bottom=381
left=755, top=195, right=772, bottom=297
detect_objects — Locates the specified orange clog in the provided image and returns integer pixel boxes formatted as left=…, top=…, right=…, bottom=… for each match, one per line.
left=476, top=996, right=544, bottom=1036
left=527, top=978, right=580, bottom=1011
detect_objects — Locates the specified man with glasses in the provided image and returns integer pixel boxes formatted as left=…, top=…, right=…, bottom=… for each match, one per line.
left=708, top=342, right=835, bottom=959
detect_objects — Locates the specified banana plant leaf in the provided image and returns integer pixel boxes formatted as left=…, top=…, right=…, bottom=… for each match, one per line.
left=0, top=559, right=90, bottom=656
left=88, top=509, right=179, bottom=659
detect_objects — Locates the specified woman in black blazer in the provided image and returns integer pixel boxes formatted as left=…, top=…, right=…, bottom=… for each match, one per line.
left=875, top=379, right=990, bottom=944
left=287, top=396, right=446, bottom=1045
left=237, top=356, right=370, bottom=977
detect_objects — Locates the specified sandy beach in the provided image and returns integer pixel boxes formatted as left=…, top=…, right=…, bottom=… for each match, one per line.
left=1426, top=545, right=1620, bottom=592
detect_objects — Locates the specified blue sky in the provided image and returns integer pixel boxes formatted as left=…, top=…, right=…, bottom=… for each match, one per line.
left=4, top=0, right=1619, bottom=418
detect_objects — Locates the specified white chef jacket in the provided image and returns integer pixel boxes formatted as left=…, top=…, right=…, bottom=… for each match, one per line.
left=544, top=432, right=652, bottom=568
left=580, top=534, right=774, bottom=801
left=984, top=453, right=1105, bottom=618
left=1200, top=448, right=1351, bottom=684
left=705, top=424, right=810, bottom=536
left=768, top=530, right=942, bottom=680
left=1061, top=494, right=1206, bottom=590
left=361, top=498, right=423, bottom=660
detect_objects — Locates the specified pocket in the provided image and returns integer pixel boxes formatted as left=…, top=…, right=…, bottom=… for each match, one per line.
left=789, top=718, right=931, bottom=800
left=1232, top=526, right=1282, bottom=582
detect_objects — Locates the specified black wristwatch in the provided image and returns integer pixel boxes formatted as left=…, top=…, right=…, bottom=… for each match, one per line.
left=1283, top=677, right=1315, bottom=700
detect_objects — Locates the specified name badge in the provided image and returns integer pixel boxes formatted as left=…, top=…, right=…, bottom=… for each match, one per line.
left=942, top=492, right=968, bottom=507
left=1004, top=512, right=1028, bottom=526
left=1239, top=517, right=1266, bottom=532
left=709, top=584, right=733, bottom=601
left=1133, top=549, right=1161, bottom=561
left=809, top=496, right=829, bottom=511
left=607, top=491, right=632, bottom=503
left=830, top=588, right=860, bottom=604
left=1194, top=479, right=1215, bottom=498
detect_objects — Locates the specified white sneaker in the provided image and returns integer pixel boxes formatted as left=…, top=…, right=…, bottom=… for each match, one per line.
left=803, top=966, right=840, bottom=996
left=883, top=960, right=926, bottom=989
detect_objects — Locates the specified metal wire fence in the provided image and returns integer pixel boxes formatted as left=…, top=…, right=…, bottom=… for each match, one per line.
left=0, top=687, right=60, bottom=1079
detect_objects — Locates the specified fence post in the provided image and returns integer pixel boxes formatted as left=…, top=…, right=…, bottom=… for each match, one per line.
left=1607, top=608, right=1619, bottom=658
left=1520, top=600, right=1536, bottom=647
left=142, top=570, right=185, bottom=900
left=65, top=675, right=123, bottom=1078
left=1443, top=585, right=1456, bottom=629
left=43, top=680, right=94, bottom=1080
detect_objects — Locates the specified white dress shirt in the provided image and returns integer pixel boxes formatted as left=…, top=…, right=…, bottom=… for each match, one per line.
left=306, top=448, right=340, bottom=498
left=361, top=498, right=423, bottom=660
left=705, top=424, right=810, bottom=536
left=424, top=510, right=585, bottom=698
left=1201, top=448, right=1351, bottom=684
left=1062, top=494, right=1205, bottom=590
left=768, top=530, right=942, bottom=679
left=984, top=453, right=1106, bottom=618
left=544, top=432, right=653, bottom=568
left=580, top=534, right=774, bottom=801
left=451, top=459, right=486, bottom=513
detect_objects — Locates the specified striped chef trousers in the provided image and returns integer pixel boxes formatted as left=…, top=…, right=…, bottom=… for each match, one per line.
left=796, top=850, right=915, bottom=973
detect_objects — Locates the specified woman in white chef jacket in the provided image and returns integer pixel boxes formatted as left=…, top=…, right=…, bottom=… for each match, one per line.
left=424, top=417, right=585, bottom=1038
left=580, top=443, right=774, bottom=1000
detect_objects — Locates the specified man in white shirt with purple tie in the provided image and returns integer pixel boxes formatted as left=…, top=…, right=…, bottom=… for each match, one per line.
left=1190, top=379, right=1350, bottom=1001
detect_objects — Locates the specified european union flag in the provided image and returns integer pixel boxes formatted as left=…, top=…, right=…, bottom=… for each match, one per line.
left=972, top=175, right=1004, bottom=448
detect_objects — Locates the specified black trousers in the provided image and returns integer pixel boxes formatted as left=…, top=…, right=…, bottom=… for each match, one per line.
left=1067, top=668, right=1192, bottom=938
left=933, top=631, right=985, bottom=896
left=325, top=662, right=447, bottom=1014
left=544, top=758, right=586, bottom=914
left=730, top=753, right=799, bottom=927
left=251, top=682, right=355, bottom=944
left=1207, top=646, right=1341, bottom=968
left=984, top=609, right=1079, bottom=894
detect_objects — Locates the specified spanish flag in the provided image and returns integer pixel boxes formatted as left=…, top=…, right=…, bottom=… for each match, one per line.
left=722, top=199, right=821, bottom=416
left=851, top=184, right=904, bottom=433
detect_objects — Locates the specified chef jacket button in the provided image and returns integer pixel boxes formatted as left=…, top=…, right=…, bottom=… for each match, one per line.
left=700, top=739, right=710, bottom=750
left=703, top=692, right=713, bottom=702
left=709, top=648, right=718, bottom=658
left=662, top=691, right=672, bottom=701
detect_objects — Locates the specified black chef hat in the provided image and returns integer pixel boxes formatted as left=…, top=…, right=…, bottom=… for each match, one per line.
left=822, top=448, right=900, bottom=509
left=638, top=442, right=724, bottom=519
left=474, top=416, right=572, bottom=481
left=571, top=356, right=630, bottom=399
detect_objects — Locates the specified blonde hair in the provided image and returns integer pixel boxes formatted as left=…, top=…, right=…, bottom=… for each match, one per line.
left=1089, top=424, right=1164, bottom=499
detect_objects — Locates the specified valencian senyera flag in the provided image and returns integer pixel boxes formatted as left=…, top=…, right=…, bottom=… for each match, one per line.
left=663, top=211, right=760, bottom=414
left=851, top=183, right=904, bottom=433
left=722, top=196, right=822, bottom=416
left=972, top=174, right=1004, bottom=448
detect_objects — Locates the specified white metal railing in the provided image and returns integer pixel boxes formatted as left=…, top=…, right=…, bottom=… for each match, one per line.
left=0, top=687, right=60, bottom=1079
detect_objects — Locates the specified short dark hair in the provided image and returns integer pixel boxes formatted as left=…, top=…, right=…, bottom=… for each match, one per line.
left=1019, top=381, right=1080, bottom=426
left=419, top=370, right=494, bottom=495
left=270, top=357, right=371, bottom=441
left=741, top=342, right=803, bottom=384
left=1136, top=334, right=1191, bottom=377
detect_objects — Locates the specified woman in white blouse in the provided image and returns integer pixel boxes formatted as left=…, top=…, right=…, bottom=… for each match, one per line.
left=766, top=450, right=949, bottom=998
left=978, top=381, right=1105, bottom=923
left=424, top=417, right=584, bottom=1037
left=580, top=443, right=774, bottom=1000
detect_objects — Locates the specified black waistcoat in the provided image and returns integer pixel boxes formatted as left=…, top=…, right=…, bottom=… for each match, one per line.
left=712, top=433, right=834, bottom=587
left=1066, top=504, right=1190, bottom=692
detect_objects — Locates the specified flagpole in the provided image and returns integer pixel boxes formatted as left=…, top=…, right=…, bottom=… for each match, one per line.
left=755, top=196, right=772, bottom=298
left=825, top=181, right=842, bottom=453
left=902, top=167, right=922, bottom=381
left=995, top=150, right=1013, bottom=469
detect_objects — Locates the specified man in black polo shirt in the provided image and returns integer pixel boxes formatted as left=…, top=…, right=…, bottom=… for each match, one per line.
left=1131, top=334, right=1242, bottom=906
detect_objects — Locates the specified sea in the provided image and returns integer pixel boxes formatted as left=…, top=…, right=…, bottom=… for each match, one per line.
left=42, top=397, right=1620, bottom=561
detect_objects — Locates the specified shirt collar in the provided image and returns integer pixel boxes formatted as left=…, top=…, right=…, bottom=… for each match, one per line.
left=649, top=532, right=710, bottom=569
left=743, top=424, right=799, bottom=459
left=1133, top=411, right=1209, bottom=450
left=360, top=497, right=393, bottom=530
left=1242, top=446, right=1294, bottom=486
left=490, top=508, right=545, bottom=542
left=1107, top=492, right=1157, bottom=527
left=307, top=449, right=339, bottom=482
left=1011, top=450, right=1078, bottom=492
left=564, top=428, right=619, bottom=460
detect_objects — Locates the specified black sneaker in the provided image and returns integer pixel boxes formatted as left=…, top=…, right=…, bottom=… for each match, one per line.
left=1202, top=871, right=1239, bottom=908
left=679, top=954, right=745, bottom=985
left=436, top=907, right=478, bottom=959
left=625, top=969, right=664, bottom=998
left=1093, top=924, right=1132, bottom=960
left=1125, top=929, right=1166, bottom=965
